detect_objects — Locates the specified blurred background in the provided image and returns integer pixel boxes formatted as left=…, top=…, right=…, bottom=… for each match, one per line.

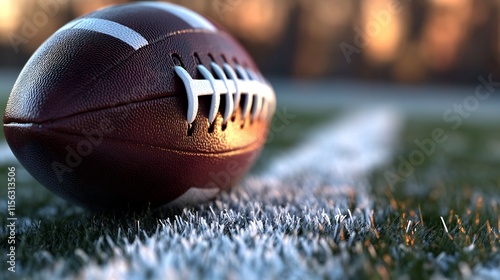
left=0, top=0, right=499, bottom=84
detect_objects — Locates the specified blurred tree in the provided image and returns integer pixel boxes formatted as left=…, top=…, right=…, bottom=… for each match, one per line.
left=0, top=0, right=498, bottom=84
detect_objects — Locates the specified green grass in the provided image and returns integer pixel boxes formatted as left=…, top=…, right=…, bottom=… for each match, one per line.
left=367, top=120, right=500, bottom=278
left=252, top=109, right=337, bottom=172
left=1, top=106, right=499, bottom=279
left=0, top=106, right=340, bottom=276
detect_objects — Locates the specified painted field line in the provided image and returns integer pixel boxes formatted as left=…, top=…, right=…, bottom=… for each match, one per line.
left=248, top=107, right=402, bottom=213
left=41, top=107, right=403, bottom=279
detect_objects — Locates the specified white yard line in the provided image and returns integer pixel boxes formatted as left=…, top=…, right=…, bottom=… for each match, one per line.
left=245, top=107, right=402, bottom=217
left=266, top=107, right=401, bottom=179
left=47, top=107, right=402, bottom=280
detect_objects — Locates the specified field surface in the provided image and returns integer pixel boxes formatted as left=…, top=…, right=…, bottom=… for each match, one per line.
left=1, top=79, right=500, bottom=279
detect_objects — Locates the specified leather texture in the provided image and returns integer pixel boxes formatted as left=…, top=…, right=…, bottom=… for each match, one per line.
left=3, top=2, right=271, bottom=211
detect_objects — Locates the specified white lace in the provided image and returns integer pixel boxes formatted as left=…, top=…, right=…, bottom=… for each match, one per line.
left=174, top=62, right=276, bottom=125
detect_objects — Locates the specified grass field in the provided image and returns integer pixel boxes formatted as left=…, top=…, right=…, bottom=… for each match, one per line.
left=1, top=82, right=500, bottom=279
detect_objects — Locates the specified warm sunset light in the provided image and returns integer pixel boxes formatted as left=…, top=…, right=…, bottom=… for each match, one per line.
left=1, top=1, right=500, bottom=279
left=361, top=0, right=405, bottom=64
left=71, top=0, right=126, bottom=16
left=223, top=0, right=288, bottom=45
left=293, top=0, right=353, bottom=77
left=0, top=0, right=498, bottom=82
left=420, top=0, right=473, bottom=71
left=0, top=0, right=22, bottom=42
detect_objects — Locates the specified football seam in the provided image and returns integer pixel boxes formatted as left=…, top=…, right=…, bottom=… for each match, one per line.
left=92, top=132, right=265, bottom=156
left=4, top=28, right=229, bottom=124
left=4, top=91, right=181, bottom=125
left=3, top=121, right=267, bottom=155
left=3, top=92, right=262, bottom=136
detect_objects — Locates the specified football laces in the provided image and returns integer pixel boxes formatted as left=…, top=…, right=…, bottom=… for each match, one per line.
left=175, top=62, right=276, bottom=125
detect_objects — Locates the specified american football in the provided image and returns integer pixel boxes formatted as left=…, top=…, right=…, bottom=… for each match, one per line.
left=1, top=0, right=500, bottom=279
left=3, top=2, right=276, bottom=211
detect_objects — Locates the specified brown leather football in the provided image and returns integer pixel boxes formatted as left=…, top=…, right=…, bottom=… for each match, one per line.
left=3, top=2, right=275, bottom=211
